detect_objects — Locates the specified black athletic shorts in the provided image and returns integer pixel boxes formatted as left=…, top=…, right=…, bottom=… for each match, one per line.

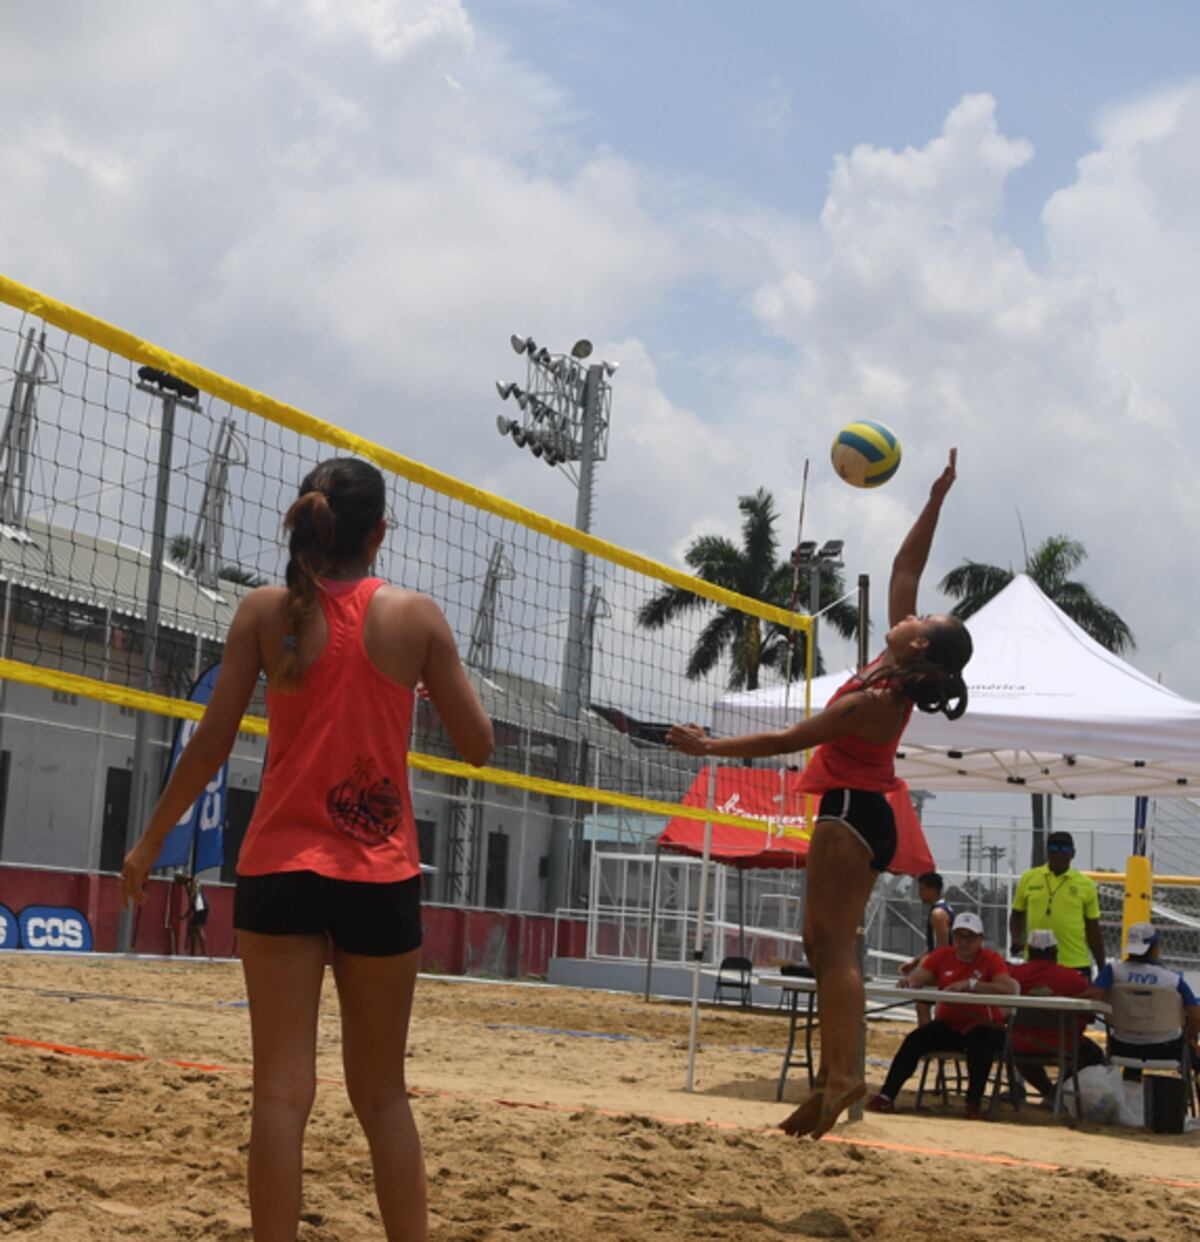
left=816, top=788, right=898, bottom=872
left=234, top=870, right=422, bottom=956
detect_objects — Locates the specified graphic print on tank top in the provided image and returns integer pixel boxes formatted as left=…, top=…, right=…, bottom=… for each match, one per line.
left=326, top=755, right=406, bottom=845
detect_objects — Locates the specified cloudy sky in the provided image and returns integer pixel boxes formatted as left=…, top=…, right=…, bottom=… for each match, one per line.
left=6, top=0, right=1200, bottom=867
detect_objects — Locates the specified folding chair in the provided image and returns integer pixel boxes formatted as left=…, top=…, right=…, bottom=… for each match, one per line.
left=914, top=1051, right=965, bottom=1110
left=1106, top=984, right=1198, bottom=1116
left=990, top=1006, right=1083, bottom=1121
left=713, top=955, right=753, bottom=1008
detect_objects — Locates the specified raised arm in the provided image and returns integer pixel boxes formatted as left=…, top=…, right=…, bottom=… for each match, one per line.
left=667, top=688, right=892, bottom=760
left=889, top=448, right=957, bottom=626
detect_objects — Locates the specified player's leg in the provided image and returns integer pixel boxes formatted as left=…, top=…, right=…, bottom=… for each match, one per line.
left=333, top=946, right=426, bottom=1241
left=330, top=875, right=427, bottom=1241
left=240, top=930, right=328, bottom=1241
left=782, top=815, right=878, bottom=1137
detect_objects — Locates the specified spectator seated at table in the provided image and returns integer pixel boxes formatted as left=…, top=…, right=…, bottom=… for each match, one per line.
left=1007, top=928, right=1106, bottom=1101
left=867, top=912, right=1017, bottom=1120
left=1088, top=922, right=1200, bottom=1077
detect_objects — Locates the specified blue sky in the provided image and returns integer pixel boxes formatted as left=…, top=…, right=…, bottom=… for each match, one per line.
left=4, top=0, right=1200, bottom=872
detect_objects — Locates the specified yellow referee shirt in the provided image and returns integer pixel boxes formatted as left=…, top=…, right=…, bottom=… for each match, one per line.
left=1012, top=865, right=1100, bottom=969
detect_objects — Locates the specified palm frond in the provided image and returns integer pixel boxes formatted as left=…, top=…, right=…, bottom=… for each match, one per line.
left=686, top=609, right=741, bottom=682
left=939, top=561, right=1014, bottom=619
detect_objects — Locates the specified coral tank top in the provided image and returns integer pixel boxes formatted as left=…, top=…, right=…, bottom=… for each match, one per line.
left=236, top=577, right=419, bottom=883
left=797, top=659, right=913, bottom=795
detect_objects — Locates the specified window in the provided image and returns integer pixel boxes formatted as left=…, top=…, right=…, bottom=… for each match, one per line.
left=52, top=690, right=79, bottom=707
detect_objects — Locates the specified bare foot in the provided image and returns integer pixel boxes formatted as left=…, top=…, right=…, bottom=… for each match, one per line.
left=809, top=1079, right=867, bottom=1140
left=779, top=1091, right=824, bottom=1137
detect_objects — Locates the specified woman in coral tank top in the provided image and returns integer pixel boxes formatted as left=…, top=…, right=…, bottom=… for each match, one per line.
left=669, top=450, right=971, bottom=1140
left=122, top=458, right=493, bottom=1241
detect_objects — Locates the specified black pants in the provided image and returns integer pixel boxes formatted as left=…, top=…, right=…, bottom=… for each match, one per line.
left=880, top=1020, right=1006, bottom=1105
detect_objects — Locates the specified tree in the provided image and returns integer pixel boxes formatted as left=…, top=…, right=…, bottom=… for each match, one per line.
left=637, top=487, right=857, bottom=690
left=939, top=533, right=1135, bottom=866
left=939, top=534, right=1134, bottom=655
left=168, top=533, right=266, bottom=589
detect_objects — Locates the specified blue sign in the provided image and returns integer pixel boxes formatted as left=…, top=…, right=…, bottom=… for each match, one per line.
left=153, top=663, right=227, bottom=873
left=18, top=905, right=93, bottom=952
left=0, top=903, right=18, bottom=949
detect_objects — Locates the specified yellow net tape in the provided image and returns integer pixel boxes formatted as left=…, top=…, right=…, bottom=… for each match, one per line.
left=0, top=274, right=809, bottom=635
left=0, top=658, right=811, bottom=842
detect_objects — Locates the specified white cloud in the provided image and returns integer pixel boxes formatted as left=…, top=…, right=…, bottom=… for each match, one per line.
left=4, top=2, right=1200, bottom=709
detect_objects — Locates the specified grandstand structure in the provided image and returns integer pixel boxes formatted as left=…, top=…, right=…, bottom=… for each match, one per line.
left=0, top=275, right=811, bottom=925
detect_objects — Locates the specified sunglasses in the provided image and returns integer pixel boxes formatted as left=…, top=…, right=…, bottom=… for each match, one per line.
left=1047, top=842, right=1073, bottom=854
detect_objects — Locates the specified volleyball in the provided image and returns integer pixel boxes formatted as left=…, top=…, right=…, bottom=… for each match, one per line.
left=830, top=420, right=902, bottom=488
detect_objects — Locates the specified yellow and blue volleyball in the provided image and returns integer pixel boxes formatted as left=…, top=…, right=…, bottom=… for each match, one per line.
left=830, top=420, right=902, bottom=488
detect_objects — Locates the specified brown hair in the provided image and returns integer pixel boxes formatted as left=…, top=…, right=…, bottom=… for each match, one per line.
left=861, top=616, right=973, bottom=721
left=273, top=458, right=387, bottom=691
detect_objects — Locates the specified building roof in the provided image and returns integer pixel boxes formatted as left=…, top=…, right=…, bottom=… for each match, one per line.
left=0, top=519, right=247, bottom=643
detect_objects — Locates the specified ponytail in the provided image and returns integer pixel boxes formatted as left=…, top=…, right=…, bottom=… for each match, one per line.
left=271, top=457, right=386, bottom=691
left=273, top=488, right=335, bottom=691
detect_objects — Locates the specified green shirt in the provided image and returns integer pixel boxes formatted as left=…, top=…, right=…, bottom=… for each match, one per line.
left=1012, top=865, right=1100, bottom=969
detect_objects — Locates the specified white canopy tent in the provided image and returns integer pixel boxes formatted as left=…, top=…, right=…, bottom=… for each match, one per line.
left=713, top=574, right=1200, bottom=798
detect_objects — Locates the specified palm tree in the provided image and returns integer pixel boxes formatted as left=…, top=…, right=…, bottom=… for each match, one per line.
left=637, top=487, right=857, bottom=689
left=168, top=533, right=266, bottom=589
left=939, top=534, right=1134, bottom=654
left=938, top=533, right=1135, bottom=865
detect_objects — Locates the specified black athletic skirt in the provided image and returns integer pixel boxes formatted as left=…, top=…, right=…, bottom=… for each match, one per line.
left=234, top=870, right=422, bottom=956
left=816, top=788, right=898, bottom=872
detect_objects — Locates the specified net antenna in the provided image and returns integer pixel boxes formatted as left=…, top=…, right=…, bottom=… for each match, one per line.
left=0, top=328, right=57, bottom=532
left=182, top=416, right=249, bottom=588
left=466, top=539, right=516, bottom=674
left=776, top=458, right=811, bottom=846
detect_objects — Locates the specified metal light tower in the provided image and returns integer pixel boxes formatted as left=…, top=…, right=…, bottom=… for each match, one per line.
left=495, top=334, right=618, bottom=909
left=790, top=538, right=844, bottom=670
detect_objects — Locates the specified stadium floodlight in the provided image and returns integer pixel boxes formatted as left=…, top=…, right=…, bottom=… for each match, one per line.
left=496, top=381, right=518, bottom=401
left=602, top=360, right=619, bottom=377
left=571, top=339, right=593, bottom=359
left=496, top=415, right=519, bottom=437
left=818, top=539, right=845, bottom=561
left=510, top=334, right=535, bottom=355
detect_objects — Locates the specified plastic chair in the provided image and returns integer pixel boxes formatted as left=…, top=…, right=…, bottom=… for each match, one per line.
left=713, top=955, right=753, bottom=1008
left=1105, top=984, right=1198, bottom=1115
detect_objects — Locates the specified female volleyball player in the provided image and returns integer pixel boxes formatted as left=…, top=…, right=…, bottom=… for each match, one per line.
left=668, top=449, right=970, bottom=1139
left=122, top=458, right=493, bottom=1241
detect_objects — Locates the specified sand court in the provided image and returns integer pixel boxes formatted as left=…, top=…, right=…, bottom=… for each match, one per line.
left=1, top=955, right=1198, bottom=1240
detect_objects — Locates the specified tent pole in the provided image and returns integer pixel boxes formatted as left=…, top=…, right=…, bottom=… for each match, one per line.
left=643, top=843, right=661, bottom=1003
left=685, top=764, right=718, bottom=1092
left=738, top=868, right=745, bottom=959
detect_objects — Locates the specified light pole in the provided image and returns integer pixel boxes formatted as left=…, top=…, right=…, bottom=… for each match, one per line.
left=120, top=366, right=201, bottom=953
left=790, top=538, right=844, bottom=672
left=495, top=335, right=618, bottom=910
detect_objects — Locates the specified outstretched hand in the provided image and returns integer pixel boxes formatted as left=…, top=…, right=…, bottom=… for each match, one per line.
left=666, top=724, right=711, bottom=756
left=120, top=839, right=158, bottom=911
left=930, top=448, right=957, bottom=504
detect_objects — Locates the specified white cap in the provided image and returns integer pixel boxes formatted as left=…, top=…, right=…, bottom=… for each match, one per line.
left=1123, top=922, right=1158, bottom=955
left=1028, top=929, right=1057, bottom=950
left=952, top=911, right=984, bottom=935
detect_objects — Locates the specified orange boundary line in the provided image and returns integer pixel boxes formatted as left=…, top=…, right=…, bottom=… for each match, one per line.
left=5, top=1034, right=1200, bottom=1190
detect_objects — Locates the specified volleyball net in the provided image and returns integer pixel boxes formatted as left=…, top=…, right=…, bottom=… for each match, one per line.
left=0, top=274, right=815, bottom=907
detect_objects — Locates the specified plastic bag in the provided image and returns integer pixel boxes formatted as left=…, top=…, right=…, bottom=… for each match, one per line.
left=1062, top=1064, right=1144, bottom=1127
